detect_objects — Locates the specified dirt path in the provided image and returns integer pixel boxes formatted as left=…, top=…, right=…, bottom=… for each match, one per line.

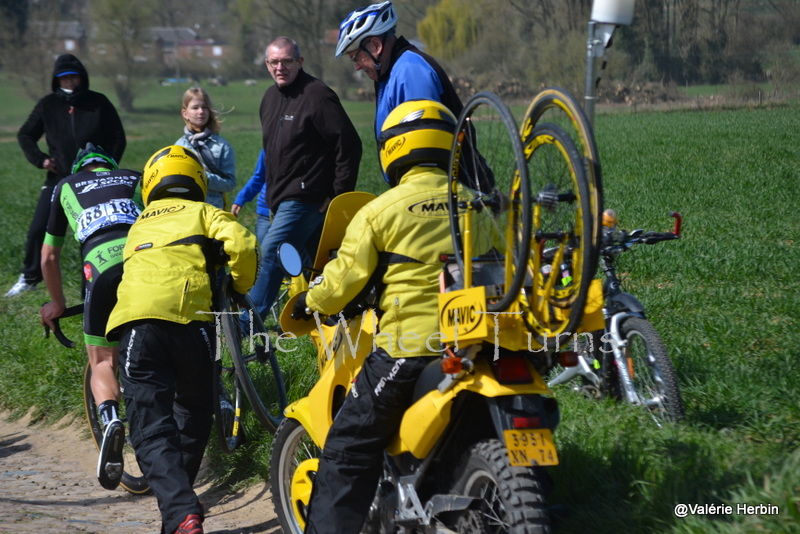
left=0, top=411, right=281, bottom=533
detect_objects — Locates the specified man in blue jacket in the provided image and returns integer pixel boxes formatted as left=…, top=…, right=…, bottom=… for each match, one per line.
left=335, top=1, right=492, bottom=192
left=231, top=149, right=270, bottom=245
left=336, top=1, right=463, bottom=145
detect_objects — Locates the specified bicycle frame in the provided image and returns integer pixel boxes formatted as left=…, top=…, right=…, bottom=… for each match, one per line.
left=548, top=253, right=645, bottom=405
left=548, top=212, right=682, bottom=405
left=545, top=298, right=642, bottom=401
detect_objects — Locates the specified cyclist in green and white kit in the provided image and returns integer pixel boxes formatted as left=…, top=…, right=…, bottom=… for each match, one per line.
left=39, top=143, right=142, bottom=490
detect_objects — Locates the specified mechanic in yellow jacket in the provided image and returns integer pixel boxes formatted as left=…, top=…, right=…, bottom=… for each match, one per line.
left=294, top=100, right=495, bottom=534
left=106, top=145, right=259, bottom=534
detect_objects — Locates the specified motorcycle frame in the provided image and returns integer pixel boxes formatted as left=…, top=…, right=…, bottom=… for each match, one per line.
left=282, top=310, right=561, bottom=529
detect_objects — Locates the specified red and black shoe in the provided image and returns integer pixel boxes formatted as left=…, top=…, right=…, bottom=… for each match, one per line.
left=174, top=513, right=203, bottom=534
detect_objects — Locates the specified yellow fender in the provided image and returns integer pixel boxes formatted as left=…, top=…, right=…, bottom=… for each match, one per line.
left=290, top=453, right=319, bottom=531
left=387, top=358, right=552, bottom=459
left=283, top=311, right=376, bottom=447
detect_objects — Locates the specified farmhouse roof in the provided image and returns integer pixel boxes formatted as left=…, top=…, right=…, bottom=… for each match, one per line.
left=31, top=20, right=85, bottom=39
left=150, top=27, right=198, bottom=44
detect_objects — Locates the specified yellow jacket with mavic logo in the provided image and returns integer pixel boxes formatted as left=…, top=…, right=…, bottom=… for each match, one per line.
left=106, top=198, right=259, bottom=339
left=306, top=166, right=494, bottom=358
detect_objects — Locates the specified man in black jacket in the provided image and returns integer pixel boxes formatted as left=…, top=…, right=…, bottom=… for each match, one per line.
left=9, top=54, right=126, bottom=297
left=247, top=36, right=362, bottom=321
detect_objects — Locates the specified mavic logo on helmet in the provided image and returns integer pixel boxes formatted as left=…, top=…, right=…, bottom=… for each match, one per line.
left=385, top=137, right=405, bottom=158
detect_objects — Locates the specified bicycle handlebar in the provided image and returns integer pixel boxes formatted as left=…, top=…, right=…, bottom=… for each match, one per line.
left=42, top=303, right=85, bottom=349
left=604, top=211, right=682, bottom=253
left=638, top=231, right=681, bottom=245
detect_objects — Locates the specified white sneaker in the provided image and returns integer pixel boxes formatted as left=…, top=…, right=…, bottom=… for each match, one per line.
left=4, top=275, right=37, bottom=297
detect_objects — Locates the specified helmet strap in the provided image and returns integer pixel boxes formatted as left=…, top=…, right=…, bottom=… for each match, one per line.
left=363, top=46, right=381, bottom=73
left=360, top=36, right=385, bottom=75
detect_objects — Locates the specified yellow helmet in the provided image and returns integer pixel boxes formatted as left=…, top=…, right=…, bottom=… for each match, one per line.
left=141, top=145, right=208, bottom=206
left=378, top=100, right=456, bottom=186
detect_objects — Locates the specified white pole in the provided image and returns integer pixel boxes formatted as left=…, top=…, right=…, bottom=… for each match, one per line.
left=585, top=0, right=637, bottom=125
left=585, top=21, right=599, bottom=125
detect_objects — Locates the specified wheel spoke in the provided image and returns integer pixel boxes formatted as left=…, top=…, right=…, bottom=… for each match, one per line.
left=218, top=286, right=288, bottom=434
left=83, top=364, right=150, bottom=494
left=619, top=318, right=685, bottom=424
left=447, top=91, right=531, bottom=313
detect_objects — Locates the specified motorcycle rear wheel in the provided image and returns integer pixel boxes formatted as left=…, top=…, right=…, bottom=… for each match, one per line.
left=449, top=439, right=551, bottom=534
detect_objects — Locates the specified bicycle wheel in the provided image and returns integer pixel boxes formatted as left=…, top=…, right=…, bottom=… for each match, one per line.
left=603, top=317, right=684, bottom=426
left=265, top=279, right=290, bottom=333
left=83, top=364, right=150, bottom=494
left=521, top=86, right=603, bottom=273
left=520, top=123, right=594, bottom=345
left=219, top=288, right=288, bottom=433
left=212, top=349, right=246, bottom=454
left=447, top=91, right=531, bottom=313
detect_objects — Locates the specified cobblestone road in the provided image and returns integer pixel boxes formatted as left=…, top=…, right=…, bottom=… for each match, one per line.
left=0, top=411, right=280, bottom=533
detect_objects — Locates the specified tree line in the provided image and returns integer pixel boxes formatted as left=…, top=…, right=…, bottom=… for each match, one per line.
left=1, top=0, right=798, bottom=109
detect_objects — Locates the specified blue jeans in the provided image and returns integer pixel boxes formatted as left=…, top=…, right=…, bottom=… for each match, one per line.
left=249, top=200, right=325, bottom=320
left=255, top=213, right=271, bottom=245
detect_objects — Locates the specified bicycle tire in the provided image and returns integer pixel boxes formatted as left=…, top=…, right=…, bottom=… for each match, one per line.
left=521, top=87, right=603, bottom=278
left=603, top=317, right=684, bottom=425
left=265, top=280, right=290, bottom=333
left=520, top=123, right=594, bottom=345
left=212, top=353, right=246, bottom=454
left=83, top=363, right=150, bottom=494
left=219, top=288, right=288, bottom=433
left=447, top=91, right=531, bottom=313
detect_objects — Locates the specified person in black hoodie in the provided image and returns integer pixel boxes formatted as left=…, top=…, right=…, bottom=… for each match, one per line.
left=8, top=54, right=126, bottom=297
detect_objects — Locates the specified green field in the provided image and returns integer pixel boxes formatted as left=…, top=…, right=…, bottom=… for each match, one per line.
left=0, top=75, right=798, bottom=533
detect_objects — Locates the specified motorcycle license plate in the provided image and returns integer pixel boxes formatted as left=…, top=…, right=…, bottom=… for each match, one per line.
left=503, top=429, right=559, bottom=466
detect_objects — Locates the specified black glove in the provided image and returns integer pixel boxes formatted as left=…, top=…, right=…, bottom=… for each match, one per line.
left=291, top=292, right=313, bottom=321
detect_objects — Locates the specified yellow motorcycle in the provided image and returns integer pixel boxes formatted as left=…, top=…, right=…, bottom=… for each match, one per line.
left=269, top=192, right=582, bottom=533
left=270, top=86, right=603, bottom=532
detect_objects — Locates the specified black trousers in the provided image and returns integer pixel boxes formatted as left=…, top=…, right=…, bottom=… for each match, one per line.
left=118, top=320, right=215, bottom=534
left=305, top=349, right=432, bottom=534
left=21, top=182, right=56, bottom=284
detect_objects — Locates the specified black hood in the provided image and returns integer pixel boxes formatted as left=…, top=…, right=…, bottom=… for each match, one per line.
left=51, top=54, right=90, bottom=93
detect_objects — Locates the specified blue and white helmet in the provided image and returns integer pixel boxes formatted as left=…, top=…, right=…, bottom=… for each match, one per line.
left=335, top=1, right=398, bottom=58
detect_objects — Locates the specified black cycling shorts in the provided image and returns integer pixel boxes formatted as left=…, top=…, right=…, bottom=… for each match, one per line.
left=82, top=234, right=127, bottom=347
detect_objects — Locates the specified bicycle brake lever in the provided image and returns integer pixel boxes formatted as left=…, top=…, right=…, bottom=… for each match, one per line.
left=641, top=231, right=680, bottom=245
left=628, top=229, right=645, bottom=239
left=640, top=231, right=663, bottom=244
